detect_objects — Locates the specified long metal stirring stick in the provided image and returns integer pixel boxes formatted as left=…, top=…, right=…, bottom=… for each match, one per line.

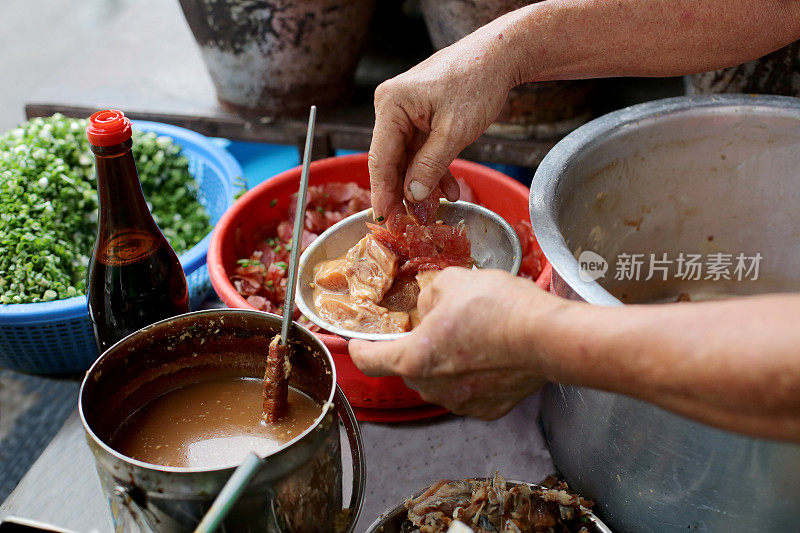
left=281, top=105, right=316, bottom=344
left=193, top=106, right=316, bottom=533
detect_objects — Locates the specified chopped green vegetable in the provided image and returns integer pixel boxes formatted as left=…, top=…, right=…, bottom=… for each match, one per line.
left=0, top=113, right=212, bottom=304
left=237, top=259, right=261, bottom=267
left=233, top=175, right=247, bottom=200
left=269, top=198, right=277, bottom=207
left=275, top=261, right=288, bottom=270
left=315, top=206, right=325, bottom=214
left=376, top=215, right=385, bottom=222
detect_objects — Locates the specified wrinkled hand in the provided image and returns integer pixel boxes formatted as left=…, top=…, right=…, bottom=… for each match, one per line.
left=368, top=29, right=515, bottom=221
left=349, top=268, right=550, bottom=419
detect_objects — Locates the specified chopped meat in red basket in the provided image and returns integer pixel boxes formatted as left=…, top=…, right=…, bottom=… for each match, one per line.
left=515, top=220, right=546, bottom=280
left=230, top=180, right=547, bottom=335
left=229, top=183, right=371, bottom=329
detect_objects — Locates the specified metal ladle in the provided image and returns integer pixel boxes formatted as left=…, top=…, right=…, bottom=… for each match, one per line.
left=194, top=105, right=317, bottom=533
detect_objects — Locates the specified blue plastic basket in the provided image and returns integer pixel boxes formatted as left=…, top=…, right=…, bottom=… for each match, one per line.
left=0, top=120, right=241, bottom=374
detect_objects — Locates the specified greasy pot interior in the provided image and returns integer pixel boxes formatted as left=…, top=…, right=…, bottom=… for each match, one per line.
left=80, top=310, right=333, bottom=450
left=552, top=102, right=800, bottom=303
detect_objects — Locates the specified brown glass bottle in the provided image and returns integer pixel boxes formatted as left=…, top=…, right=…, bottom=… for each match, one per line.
left=86, top=110, right=189, bottom=353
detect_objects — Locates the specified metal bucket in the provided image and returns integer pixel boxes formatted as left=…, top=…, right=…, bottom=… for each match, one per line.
left=530, top=95, right=800, bottom=531
left=79, top=309, right=365, bottom=532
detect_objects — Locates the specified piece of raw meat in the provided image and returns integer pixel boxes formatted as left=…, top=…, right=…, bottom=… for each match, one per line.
left=316, top=294, right=410, bottom=334
left=313, top=258, right=350, bottom=293
left=345, top=235, right=400, bottom=303
left=380, top=274, right=421, bottom=312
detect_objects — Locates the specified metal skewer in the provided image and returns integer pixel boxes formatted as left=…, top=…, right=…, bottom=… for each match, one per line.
left=193, top=106, right=317, bottom=533
left=281, top=105, right=316, bottom=344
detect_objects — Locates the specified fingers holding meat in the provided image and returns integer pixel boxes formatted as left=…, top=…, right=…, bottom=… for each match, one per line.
left=369, top=39, right=512, bottom=220
left=350, top=268, right=550, bottom=419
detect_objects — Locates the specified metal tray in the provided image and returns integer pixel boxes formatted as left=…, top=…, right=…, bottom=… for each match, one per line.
left=364, top=479, right=612, bottom=533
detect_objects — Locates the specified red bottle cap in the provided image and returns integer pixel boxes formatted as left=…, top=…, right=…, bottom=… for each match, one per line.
left=86, top=109, right=133, bottom=146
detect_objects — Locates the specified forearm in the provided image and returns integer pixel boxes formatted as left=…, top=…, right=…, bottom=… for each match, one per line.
left=520, top=293, right=800, bottom=442
left=473, top=0, right=800, bottom=85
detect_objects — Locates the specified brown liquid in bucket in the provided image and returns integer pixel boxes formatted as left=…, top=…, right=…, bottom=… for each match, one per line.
left=110, top=377, right=321, bottom=469
left=80, top=310, right=365, bottom=532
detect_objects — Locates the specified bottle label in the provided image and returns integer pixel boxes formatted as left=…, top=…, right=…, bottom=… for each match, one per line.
left=100, top=229, right=161, bottom=266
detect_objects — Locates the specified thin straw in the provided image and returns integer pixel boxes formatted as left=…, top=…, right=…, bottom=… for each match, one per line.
left=281, top=105, right=317, bottom=344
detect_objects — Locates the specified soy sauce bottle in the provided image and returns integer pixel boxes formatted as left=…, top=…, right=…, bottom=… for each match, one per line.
left=86, top=110, right=189, bottom=353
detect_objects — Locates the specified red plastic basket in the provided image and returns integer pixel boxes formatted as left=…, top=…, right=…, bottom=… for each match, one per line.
left=208, top=153, right=543, bottom=420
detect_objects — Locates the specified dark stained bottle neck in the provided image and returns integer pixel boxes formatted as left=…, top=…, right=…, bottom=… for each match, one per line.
left=92, top=139, right=158, bottom=233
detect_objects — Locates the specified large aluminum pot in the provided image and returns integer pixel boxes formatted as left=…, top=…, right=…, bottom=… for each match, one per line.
left=530, top=95, right=800, bottom=531
left=79, top=309, right=365, bottom=532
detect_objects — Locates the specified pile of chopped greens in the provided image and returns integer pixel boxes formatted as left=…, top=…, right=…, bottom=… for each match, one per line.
left=0, top=114, right=211, bottom=304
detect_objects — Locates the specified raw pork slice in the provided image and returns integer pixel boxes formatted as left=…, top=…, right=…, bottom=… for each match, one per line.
left=316, top=294, right=410, bottom=334
left=345, top=234, right=400, bottom=303
left=313, top=258, right=350, bottom=293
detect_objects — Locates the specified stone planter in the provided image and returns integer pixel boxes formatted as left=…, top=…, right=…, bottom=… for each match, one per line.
left=179, top=0, right=375, bottom=117
left=420, top=0, right=594, bottom=139
left=687, top=41, right=800, bottom=96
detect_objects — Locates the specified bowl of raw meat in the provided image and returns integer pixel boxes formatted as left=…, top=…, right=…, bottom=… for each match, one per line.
left=208, top=153, right=545, bottom=417
left=295, top=200, right=522, bottom=341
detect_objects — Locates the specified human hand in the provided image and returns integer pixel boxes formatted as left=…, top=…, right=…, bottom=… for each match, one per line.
left=368, top=28, right=516, bottom=221
left=349, top=267, right=552, bottom=419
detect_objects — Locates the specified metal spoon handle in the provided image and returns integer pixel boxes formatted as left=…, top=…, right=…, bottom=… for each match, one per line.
left=281, top=106, right=316, bottom=344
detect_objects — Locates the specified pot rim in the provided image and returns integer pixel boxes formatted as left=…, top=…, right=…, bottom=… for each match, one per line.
left=529, top=93, right=800, bottom=306
left=78, top=308, right=338, bottom=474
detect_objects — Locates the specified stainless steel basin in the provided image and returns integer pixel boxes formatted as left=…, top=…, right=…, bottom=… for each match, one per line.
left=530, top=95, right=800, bottom=531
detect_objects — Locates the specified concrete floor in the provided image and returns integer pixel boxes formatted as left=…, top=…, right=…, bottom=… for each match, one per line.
left=0, top=0, right=136, bottom=132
